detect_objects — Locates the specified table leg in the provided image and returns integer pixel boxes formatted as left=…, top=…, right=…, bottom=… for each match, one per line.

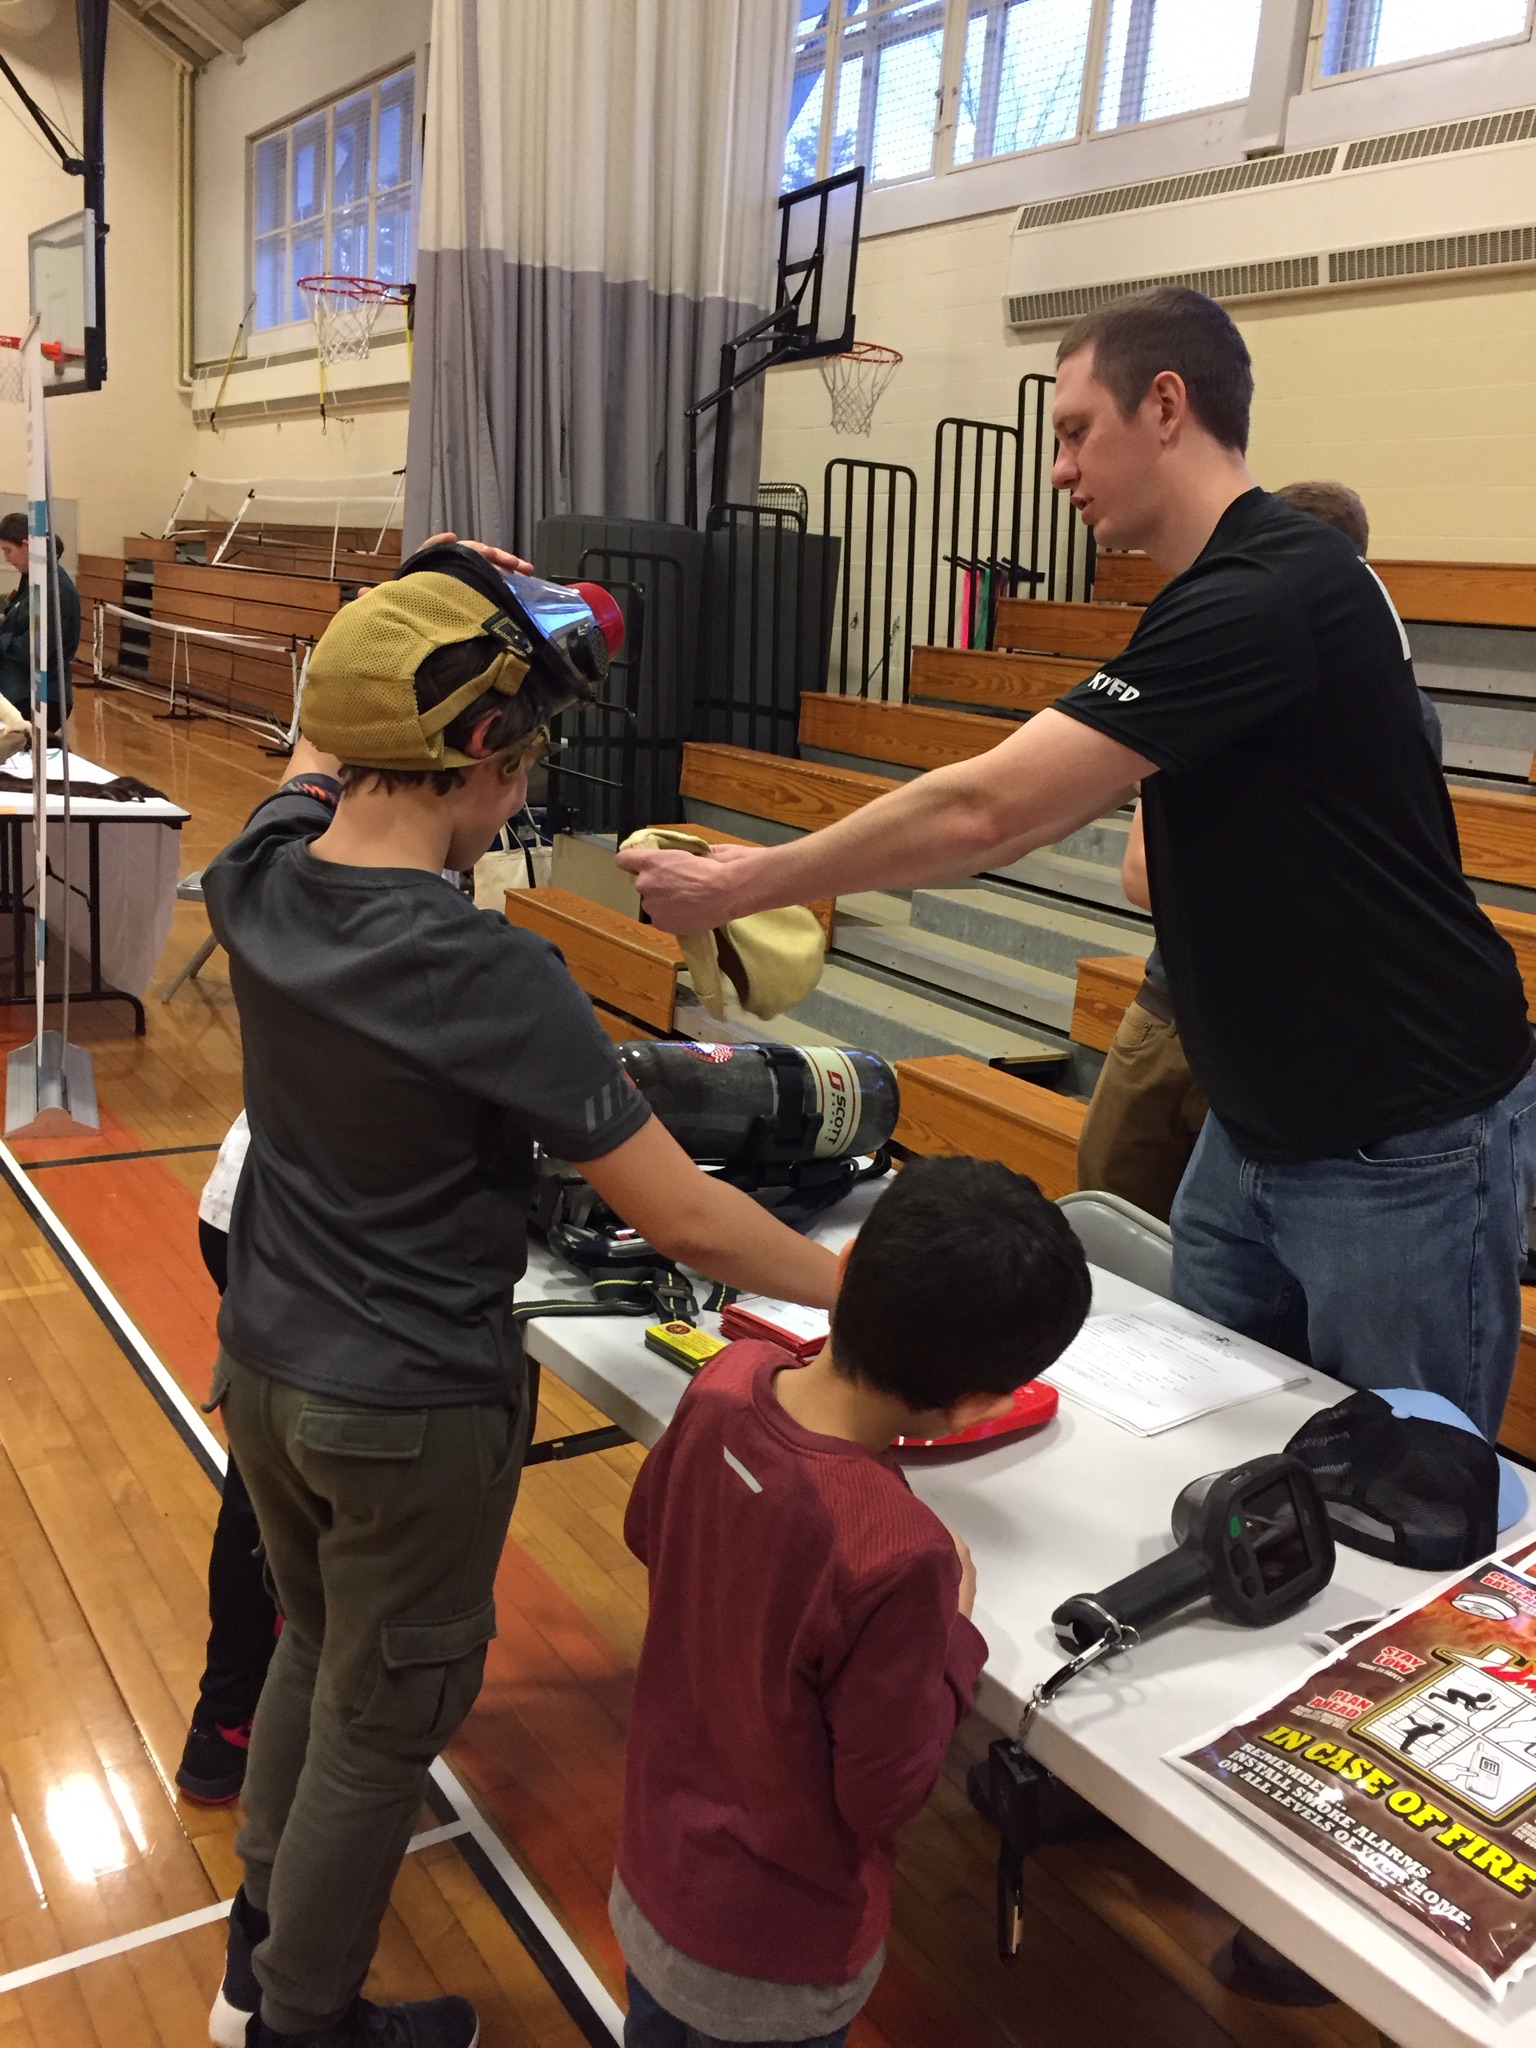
left=88, top=824, right=101, bottom=997
left=9, top=820, right=22, bottom=1002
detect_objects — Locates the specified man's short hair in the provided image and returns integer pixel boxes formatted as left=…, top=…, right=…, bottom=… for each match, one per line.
left=830, top=1155, right=1091, bottom=1413
left=1057, top=286, right=1253, bottom=453
left=337, top=637, right=565, bottom=796
left=1274, top=479, right=1369, bottom=556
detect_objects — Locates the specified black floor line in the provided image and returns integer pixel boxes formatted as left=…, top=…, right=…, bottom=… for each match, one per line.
left=26, top=1141, right=222, bottom=1171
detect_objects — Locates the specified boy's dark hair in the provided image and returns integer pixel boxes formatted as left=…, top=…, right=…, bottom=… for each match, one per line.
left=1057, top=286, right=1253, bottom=453
left=831, top=1155, right=1091, bottom=1412
left=338, top=636, right=567, bottom=795
left=0, top=512, right=62, bottom=558
left=1274, top=478, right=1369, bottom=555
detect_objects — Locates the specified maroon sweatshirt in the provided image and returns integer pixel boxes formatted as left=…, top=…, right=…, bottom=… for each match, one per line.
left=616, top=1340, right=989, bottom=1985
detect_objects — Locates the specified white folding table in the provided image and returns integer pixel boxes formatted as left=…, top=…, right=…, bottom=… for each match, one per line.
left=518, top=1182, right=1536, bottom=2048
left=0, top=749, right=188, bottom=1034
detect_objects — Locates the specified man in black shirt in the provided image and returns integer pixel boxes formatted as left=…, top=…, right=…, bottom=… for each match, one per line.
left=204, top=543, right=840, bottom=2048
left=621, top=288, right=1536, bottom=1443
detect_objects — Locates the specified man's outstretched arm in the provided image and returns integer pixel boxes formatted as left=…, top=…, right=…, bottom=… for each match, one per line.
left=617, top=708, right=1155, bottom=933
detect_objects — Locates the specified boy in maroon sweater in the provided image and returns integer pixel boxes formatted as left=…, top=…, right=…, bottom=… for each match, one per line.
left=612, top=1156, right=1092, bottom=2045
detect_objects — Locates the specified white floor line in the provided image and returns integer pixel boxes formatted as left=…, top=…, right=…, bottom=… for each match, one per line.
left=0, top=1143, right=624, bottom=2039
left=0, top=1137, right=230, bottom=1477
left=429, top=1757, right=625, bottom=2042
left=0, top=1821, right=469, bottom=1997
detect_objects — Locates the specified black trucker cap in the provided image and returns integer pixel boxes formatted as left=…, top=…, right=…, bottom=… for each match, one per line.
left=1285, top=1389, right=1501, bottom=1571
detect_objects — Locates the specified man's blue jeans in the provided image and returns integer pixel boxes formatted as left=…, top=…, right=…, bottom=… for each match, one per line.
left=623, top=1971, right=849, bottom=2048
left=1170, top=1061, right=1536, bottom=1441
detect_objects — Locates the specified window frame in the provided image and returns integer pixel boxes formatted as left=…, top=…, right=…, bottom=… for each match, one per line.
left=1089, top=0, right=1266, bottom=136
left=246, top=61, right=422, bottom=347
left=1307, top=0, right=1535, bottom=89
left=784, top=0, right=1275, bottom=193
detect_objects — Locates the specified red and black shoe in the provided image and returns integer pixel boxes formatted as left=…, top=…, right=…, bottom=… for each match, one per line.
left=176, top=1711, right=253, bottom=1804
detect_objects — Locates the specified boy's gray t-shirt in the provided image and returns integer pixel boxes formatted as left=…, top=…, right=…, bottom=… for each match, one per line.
left=203, top=780, right=650, bottom=1408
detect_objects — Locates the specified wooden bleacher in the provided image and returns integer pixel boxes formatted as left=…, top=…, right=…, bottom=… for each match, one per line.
left=800, top=694, right=1009, bottom=773
left=171, top=522, right=401, bottom=587
left=74, top=553, right=125, bottom=680
left=137, top=555, right=344, bottom=724
left=1069, top=955, right=1147, bottom=1052
left=501, top=885, right=679, bottom=1037
left=1092, top=551, right=1536, bottom=628
left=993, top=596, right=1141, bottom=661
left=908, top=644, right=1081, bottom=715
left=1451, top=786, right=1536, bottom=891
left=892, top=1055, right=1085, bottom=1201
left=682, top=741, right=897, bottom=831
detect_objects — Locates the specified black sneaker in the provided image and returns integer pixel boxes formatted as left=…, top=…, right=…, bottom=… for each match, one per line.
left=243, top=1997, right=480, bottom=2046
left=177, top=1711, right=253, bottom=1804
left=209, top=1886, right=268, bottom=2048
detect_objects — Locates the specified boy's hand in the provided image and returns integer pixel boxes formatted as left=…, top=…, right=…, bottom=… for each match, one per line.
left=423, top=531, right=535, bottom=576
left=950, top=1528, right=977, bottom=1618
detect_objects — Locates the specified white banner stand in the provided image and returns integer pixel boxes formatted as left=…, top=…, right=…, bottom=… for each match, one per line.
left=6, top=317, right=99, bottom=1138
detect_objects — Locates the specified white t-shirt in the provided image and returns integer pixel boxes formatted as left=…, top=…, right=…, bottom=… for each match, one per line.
left=199, top=1112, right=250, bottom=1233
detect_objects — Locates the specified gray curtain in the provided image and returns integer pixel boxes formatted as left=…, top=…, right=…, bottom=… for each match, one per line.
left=405, top=0, right=794, bottom=552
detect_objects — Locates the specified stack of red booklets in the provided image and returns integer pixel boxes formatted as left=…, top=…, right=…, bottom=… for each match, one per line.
left=718, top=1295, right=829, bottom=1362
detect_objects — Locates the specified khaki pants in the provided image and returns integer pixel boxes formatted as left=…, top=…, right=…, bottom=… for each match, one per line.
left=216, top=1347, right=526, bottom=2034
left=1076, top=998, right=1209, bottom=1224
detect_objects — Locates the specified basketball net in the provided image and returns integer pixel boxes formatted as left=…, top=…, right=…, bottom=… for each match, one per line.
left=297, top=276, right=411, bottom=367
left=0, top=336, right=79, bottom=406
left=820, top=341, right=901, bottom=436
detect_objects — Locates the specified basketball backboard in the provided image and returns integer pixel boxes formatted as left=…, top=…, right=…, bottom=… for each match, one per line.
left=28, top=210, right=98, bottom=394
left=775, top=167, right=864, bottom=361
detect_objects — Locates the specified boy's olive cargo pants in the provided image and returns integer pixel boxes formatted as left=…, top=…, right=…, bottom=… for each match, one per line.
left=216, top=1347, right=527, bottom=2035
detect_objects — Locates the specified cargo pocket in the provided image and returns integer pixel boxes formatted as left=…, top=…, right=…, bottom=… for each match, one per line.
left=199, top=1352, right=232, bottom=1417
left=362, top=1598, right=498, bottom=1751
left=293, top=1405, right=429, bottom=1460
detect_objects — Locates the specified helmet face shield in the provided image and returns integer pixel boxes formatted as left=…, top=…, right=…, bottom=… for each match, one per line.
left=504, top=571, right=621, bottom=689
left=394, top=542, right=624, bottom=701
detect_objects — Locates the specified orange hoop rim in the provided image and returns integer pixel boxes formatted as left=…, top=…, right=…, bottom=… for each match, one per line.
left=827, top=340, right=902, bottom=366
left=296, top=275, right=414, bottom=305
left=0, top=334, right=85, bottom=362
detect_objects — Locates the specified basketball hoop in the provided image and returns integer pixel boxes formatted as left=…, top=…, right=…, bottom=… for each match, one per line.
left=0, top=335, right=84, bottom=405
left=296, top=276, right=414, bottom=367
left=820, top=341, right=901, bottom=436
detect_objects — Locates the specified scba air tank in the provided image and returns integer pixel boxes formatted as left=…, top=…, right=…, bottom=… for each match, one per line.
left=615, top=1041, right=899, bottom=1168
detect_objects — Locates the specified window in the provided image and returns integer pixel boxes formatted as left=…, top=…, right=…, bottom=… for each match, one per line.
left=783, top=0, right=1268, bottom=189
left=954, top=0, right=1095, bottom=164
left=1319, top=0, right=1531, bottom=77
left=251, top=65, right=416, bottom=332
left=1096, top=0, right=1263, bottom=130
left=784, top=2, right=947, bottom=190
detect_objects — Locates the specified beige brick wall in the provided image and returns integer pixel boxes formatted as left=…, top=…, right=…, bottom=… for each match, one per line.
left=759, top=208, right=1536, bottom=565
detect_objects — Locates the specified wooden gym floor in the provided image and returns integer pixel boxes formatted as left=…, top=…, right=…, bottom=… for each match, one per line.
left=0, top=685, right=1383, bottom=2048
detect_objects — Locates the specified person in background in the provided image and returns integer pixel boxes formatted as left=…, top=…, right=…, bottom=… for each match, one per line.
left=1075, top=478, right=1442, bottom=1222
left=613, top=1156, right=1091, bottom=2047
left=174, top=1110, right=283, bottom=1805
left=0, top=511, right=79, bottom=727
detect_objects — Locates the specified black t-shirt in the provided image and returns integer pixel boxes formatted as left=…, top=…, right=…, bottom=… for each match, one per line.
left=203, top=781, right=650, bottom=1406
left=1057, top=489, right=1530, bottom=1161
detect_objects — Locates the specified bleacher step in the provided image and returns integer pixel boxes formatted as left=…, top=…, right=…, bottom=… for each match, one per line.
left=909, top=881, right=1153, bottom=976
left=778, top=961, right=1074, bottom=1073
left=831, top=922, right=1078, bottom=1034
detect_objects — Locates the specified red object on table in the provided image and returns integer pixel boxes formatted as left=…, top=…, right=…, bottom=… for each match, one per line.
left=894, top=1378, right=1058, bottom=1450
